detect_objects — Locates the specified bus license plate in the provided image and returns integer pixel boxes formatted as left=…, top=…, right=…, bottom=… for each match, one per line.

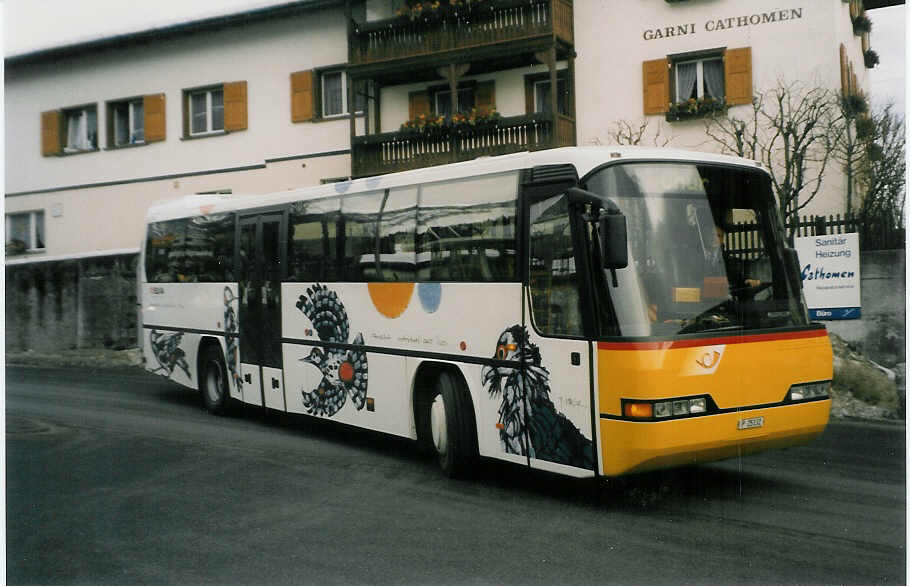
left=737, top=416, right=764, bottom=430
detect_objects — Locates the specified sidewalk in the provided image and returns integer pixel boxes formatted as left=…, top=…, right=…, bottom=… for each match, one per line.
left=6, top=348, right=143, bottom=371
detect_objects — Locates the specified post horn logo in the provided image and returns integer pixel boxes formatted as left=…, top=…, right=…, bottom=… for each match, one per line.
left=696, top=350, right=722, bottom=369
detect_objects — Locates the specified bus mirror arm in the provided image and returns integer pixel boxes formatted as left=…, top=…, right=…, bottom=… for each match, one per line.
left=566, top=188, right=628, bottom=283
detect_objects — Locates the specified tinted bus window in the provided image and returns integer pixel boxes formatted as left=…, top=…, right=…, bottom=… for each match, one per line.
left=374, top=187, right=417, bottom=282
left=417, top=173, right=518, bottom=282
left=187, top=213, right=234, bottom=282
left=341, top=191, right=382, bottom=282
left=146, top=219, right=187, bottom=282
left=288, top=197, right=340, bottom=282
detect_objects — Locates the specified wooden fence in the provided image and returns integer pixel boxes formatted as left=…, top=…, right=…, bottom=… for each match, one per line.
left=727, top=213, right=904, bottom=255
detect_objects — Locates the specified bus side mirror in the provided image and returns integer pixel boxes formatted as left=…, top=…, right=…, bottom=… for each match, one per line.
left=599, top=213, right=628, bottom=270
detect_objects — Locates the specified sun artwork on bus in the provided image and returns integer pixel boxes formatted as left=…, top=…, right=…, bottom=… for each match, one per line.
left=296, top=284, right=368, bottom=417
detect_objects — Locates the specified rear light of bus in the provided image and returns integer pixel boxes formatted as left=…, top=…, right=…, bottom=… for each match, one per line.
left=788, top=381, right=830, bottom=402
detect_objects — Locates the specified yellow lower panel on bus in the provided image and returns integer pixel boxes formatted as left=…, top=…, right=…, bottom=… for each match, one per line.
left=599, top=399, right=830, bottom=476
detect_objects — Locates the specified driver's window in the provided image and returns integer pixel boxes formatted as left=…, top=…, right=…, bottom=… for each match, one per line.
left=529, top=195, right=583, bottom=337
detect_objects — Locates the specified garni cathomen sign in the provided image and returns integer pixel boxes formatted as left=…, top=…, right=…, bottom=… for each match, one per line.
left=643, top=8, right=803, bottom=41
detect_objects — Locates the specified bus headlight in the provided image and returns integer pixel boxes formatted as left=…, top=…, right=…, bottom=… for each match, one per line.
left=653, top=396, right=710, bottom=418
left=788, top=381, right=831, bottom=401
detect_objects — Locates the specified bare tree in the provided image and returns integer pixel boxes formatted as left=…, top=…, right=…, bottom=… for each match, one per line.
left=856, top=104, right=905, bottom=248
left=608, top=118, right=670, bottom=147
left=831, top=91, right=871, bottom=215
left=704, top=80, right=839, bottom=241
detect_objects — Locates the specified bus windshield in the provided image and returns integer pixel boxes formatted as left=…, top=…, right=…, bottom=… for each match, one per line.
left=586, top=162, right=807, bottom=338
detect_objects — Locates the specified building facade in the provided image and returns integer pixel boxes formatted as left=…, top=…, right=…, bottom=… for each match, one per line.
left=4, top=0, right=888, bottom=350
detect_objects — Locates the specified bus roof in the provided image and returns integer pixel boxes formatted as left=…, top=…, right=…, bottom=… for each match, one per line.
left=145, top=146, right=766, bottom=222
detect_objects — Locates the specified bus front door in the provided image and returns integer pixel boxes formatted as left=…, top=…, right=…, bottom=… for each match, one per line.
left=237, top=212, right=286, bottom=410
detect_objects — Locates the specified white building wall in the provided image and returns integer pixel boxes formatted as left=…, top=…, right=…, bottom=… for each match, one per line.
left=574, top=0, right=869, bottom=216
left=5, top=7, right=352, bottom=194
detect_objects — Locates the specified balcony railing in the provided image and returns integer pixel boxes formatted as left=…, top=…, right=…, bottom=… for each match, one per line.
left=351, top=113, right=575, bottom=177
left=350, top=0, right=573, bottom=67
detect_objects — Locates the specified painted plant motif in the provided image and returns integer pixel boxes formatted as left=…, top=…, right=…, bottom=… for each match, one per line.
left=149, top=330, right=191, bottom=379
left=482, top=325, right=594, bottom=470
left=296, top=284, right=368, bottom=416
left=223, top=287, right=241, bottom=391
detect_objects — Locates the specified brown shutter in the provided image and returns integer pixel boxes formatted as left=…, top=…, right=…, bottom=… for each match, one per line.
left=290, top=70, right=315, bottom=123
left=408, top=90, right=431, bottom=119
left=642, top=58, right=669, bottom=115
left=474, top=81, right=496, bottom=114
left=724, top=47, right=752, bottom=106
left=143, top=93, right=166, bottom=142
left=41, top=110, right=62, bottom=156
left=223, top=81, right=248, bottom=131
left=840, top=44, right=849, bottom=94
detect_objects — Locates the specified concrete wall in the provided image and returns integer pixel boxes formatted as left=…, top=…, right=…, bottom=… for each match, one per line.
left=826, top=249, right=906, bottom=368
left=5, top=254, right=137, bottom=352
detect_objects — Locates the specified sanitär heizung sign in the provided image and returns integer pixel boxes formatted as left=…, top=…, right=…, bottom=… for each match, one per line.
left=794, top=233, right=861, bottom=319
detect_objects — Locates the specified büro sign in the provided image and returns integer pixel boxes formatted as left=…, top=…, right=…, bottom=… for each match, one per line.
left=794, top=233, right=861, bottom=320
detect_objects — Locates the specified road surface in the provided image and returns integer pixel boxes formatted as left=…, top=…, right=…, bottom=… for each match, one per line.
left=6, top=366, right=905, bottom=584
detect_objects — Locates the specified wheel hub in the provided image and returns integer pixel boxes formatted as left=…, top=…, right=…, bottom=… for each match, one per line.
left=429, top=394, right=447, bottom=456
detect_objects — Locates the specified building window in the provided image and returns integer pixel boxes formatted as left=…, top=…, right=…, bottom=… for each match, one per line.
left=6, top=211, right=45, bottom=255
left=434, top=87, right=475, bottom=117
left=188, top=87, right=224, bottom=135
left=673, top=55, right=724, bottom=102
left=533, top=78, right=569, bottom=115
left=110, top=99, right=145, bottom=146
left=319, top=70, right=365, bottom=118
left=63, top=105, right=97, bottom=152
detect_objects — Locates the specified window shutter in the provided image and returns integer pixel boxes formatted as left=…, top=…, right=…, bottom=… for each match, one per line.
left=143, top=93, right=166, bottom=142
left=642, top=58, right=669, bottom=115
left=223, top=81, right=248, bottom=131
left=475, top=81, right=496, bottom=114
left=408, top=90, right=431, bottom=119
left=41, top=110, right=62, bottom=156
left=724, top=47, right=752, bottom=106
left=290, top=70, right=315, bottom=123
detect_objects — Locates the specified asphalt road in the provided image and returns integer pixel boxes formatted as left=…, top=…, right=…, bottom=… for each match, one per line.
left=6, top=366, right=906, bottom=585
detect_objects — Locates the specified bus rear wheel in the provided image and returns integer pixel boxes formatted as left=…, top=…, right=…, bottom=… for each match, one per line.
left=201, top=344, right=231, bottom=415
left=423, top=371, right=476, bottom=478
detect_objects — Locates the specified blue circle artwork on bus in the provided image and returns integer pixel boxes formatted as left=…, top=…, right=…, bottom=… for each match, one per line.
left=417, top=282, right=442, bottom=313
left=295, top=284, right=368, bottom=417
left=482, top=325, right=593, bottom=470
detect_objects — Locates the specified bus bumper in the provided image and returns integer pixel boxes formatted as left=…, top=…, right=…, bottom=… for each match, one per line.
left=599, top=399, right=830, bottom=476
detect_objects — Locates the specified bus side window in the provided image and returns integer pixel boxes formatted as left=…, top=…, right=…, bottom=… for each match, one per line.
left=376, top=187, right=417, bottom=282
left=288, top=197, right=339, bottom=282
left=341, top=191, right=382, bottom=282
left=146, top=219, right=187, bottom=283
left=416, top=173, right=518, bottom=282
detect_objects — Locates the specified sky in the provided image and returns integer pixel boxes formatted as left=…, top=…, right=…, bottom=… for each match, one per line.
left=2, top=0, right=906, bottom=114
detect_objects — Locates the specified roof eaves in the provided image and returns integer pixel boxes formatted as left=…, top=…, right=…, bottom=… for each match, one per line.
left=6, top=0, right=344, bottom=67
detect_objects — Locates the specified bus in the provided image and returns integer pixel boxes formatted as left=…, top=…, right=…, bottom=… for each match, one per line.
left=140, top=147, right=832, bottom=479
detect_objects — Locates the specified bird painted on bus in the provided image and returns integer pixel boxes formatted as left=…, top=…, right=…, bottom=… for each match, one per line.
left=149, top=330, right=191, bottom=379
left=296, top=284, right=368, bottom=417
left=482, top=325, right=594, bottom=470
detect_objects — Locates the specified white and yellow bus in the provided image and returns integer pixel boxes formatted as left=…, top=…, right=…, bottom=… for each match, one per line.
left=140, top=147, right=832, bottom=479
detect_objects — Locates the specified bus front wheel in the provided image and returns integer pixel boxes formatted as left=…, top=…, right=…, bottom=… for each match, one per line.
left=424, top=371, right=476, bottom=478
left=201, top=344, right=231, bottom=415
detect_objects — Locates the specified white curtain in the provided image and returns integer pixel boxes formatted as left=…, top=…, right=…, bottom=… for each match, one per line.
left=676, top=62, right=697, bottom=102
left=703, top=59, right=725, bottom=100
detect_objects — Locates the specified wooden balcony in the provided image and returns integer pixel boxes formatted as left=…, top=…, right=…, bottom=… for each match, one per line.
left=351, top=113, right=575, bottom=178
left=349, top=0, right=573, bottom=73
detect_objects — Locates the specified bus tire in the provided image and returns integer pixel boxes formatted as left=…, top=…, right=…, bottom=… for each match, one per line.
left=426, top=371, right=476, bottom=478
left=200, top=344, right=231, bottom=415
